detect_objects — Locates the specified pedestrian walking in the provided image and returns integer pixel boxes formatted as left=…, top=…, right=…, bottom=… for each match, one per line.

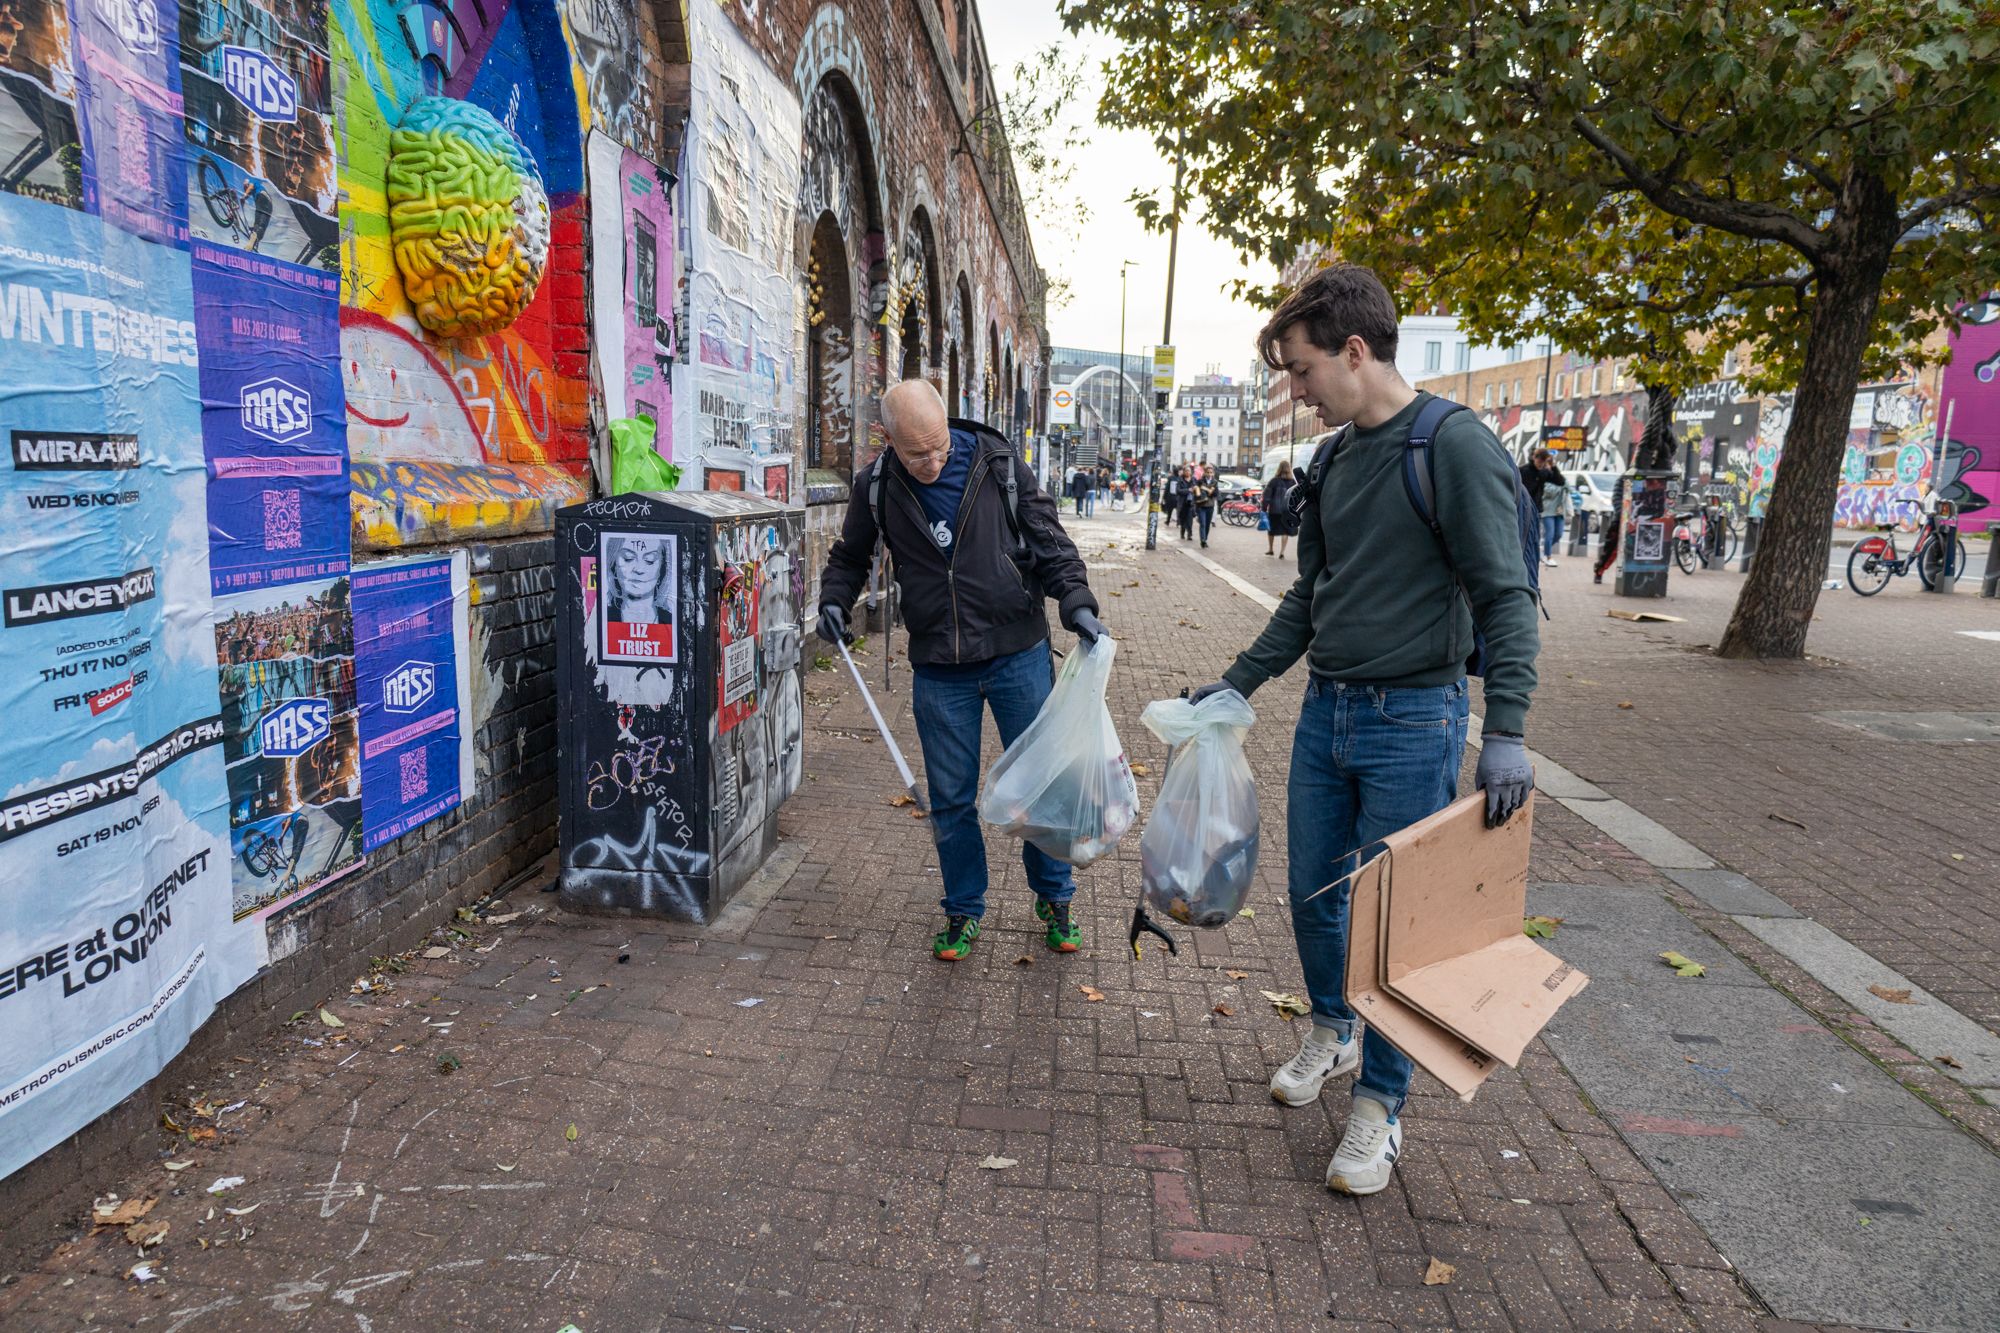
left=1263, top=458, right=1299, bottom=558
left=815, top=380, right=1106, bottom=961
left=1186, top=264, right=1539, bottom=1198
left=1192, top=465, right=1219, bottom=547
left=1595, top=471, right=1627, bottom=584
left=1173, top=464, right=1196, bottom=540
left=1520, top=449, right=1567, bottom=566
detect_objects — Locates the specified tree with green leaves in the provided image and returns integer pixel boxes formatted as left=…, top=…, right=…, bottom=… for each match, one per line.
left=1065, top=0, right=2000, bottom=658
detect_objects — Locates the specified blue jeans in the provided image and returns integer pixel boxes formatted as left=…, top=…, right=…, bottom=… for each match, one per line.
left=912, top=641, right=1074, bottom=919
left=1197, top=507, right=1215, bottom=543
left=1287, top=675, right=1470, bottom=1114
left=1084, top=492, right=1096, bottom=516
left=1542, top=515, right=1564, bottom=557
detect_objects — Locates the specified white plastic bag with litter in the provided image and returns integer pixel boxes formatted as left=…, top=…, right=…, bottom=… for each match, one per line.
left=977, top=636, right=1138, bottom=866
left=1138, top=689, right=1260, bottom=928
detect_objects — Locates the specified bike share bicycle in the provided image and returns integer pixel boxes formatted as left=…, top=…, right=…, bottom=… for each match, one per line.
left=1671, top=486, right=1739, bottom=574
left=1846, top=496, right=1969, bottom=595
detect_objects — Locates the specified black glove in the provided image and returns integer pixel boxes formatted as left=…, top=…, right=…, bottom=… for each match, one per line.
left=1476, top=732, right=1534, bottom=828
left=1188, top=681, right=1232, bottom=705
left=815, top=603, right=851, bottom=645
left=1072, top=609, right=1106, bottom=645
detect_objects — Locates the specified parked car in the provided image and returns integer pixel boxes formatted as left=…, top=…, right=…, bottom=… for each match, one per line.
left=1214, top=472, right=1262, bottom=504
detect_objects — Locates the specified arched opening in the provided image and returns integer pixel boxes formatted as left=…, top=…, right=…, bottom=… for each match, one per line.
left=798, top=73, right=884, bottom=479
left=955, top=274, right=974, bottom=417
left=807, top=212, right=854, bottom=474
left=947, top=345, right=960, bottom=423
left=1002, top=348, right=1015, bottom=436
left=897, top=206, right=942, bottom=385
left=986, top=324, right=1002, bottom=423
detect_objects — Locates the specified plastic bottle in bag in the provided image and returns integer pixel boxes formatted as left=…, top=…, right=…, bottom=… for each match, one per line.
left=1138, top=690, right=1259, bottom=928
left=977, top=637, right=1138, bottom=866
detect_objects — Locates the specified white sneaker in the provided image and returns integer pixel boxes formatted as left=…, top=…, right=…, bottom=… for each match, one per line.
left=1269, top=1024, right=1360, bottom=1106
left=1544, top=557, right=1559, bottom=567
left=1325, top=1098, right=1403, bottom=1196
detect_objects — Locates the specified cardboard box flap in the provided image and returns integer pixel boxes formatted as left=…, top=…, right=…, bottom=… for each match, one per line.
left=1345, top=853, right=1498, bottom=1101
left=1380, top=794, right=1534, bottom=983
left=1383, top=935, right=1588, bottom=1068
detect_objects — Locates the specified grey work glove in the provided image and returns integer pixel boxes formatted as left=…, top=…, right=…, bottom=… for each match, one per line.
left=1072, top=609, right=1107, bottom=646
left=1187, top=681, right=1233, bottom=705
left=815, top=603, right=851, bottom=645
left=1476, top=732, right=1534, bottom=828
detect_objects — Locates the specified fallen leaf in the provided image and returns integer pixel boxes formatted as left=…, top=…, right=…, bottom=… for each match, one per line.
left=1079, top=985, right=1106, bottom=1003
left=497, top=1164, right=516, bottom=1172
left=1950, top=853, right=1966, bottom=862
left=163, top=1160, right=193, bottom=1172
left=188, top=1127, right=216, bottom=1144
left=909, top=809, right=926, bottom=819
left=1857, top=1216, right=1872, bottom=1228
left=1659, top=951, right=1706, bottom=978
left=1225, top=970, right=1249, bottom=980
left=1237, top=908, right=1255, bottom=920
left=422, top=946, right=451, bottom=959
left=1767, top=812, right=1809, bottom=831
left=977, top=1155, right=1019, bottom=1170
left=223, top=1204, right=259, bottom=1217
left=565, top=1124, right=578, bottom=1142
left=1868, top=984, right=1914, bottom=1005
left=1213, top=1004, right=1234, bottom=1017
left=1109, top=589, right=1123, bottom=597
left=206, top=1176, right=244, bottom=1194
left=318, top=1008, right=345, bottom=1029
left=1013, top=955, right=1034, bottom=967
left=889, top=794, right=916, bottom=808
left=486, top=912, right=522, bottom=925
left=1129, top=762, right=1151, bottom=777
left=126, top=1221, right=169, bottom=1249
left=1617, top=700, right=1635, bottom=710
left=1423, top=1258, right=1456, bottom=1286
left=1260, top=990, right=1312, bottom=1019
left=92, top=1197, right=156, bottom=1229
left=1938, top=1054, right=1964, bottom=1070
left=1522, top=915, right=1564, bottom=939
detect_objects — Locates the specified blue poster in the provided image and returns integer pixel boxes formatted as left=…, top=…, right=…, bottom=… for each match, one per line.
left=0, top=193, right=261, bottom=1180
left=70, top=0, right=190, bottom=246
left=352, top=553, right=471, bottom=852
left=190, top=240, right=346, bottom=594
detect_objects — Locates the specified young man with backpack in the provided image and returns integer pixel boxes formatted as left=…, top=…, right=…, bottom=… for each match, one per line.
left=1187, top=264, right=1541, bottom=1196
left=816, top=379, right=1106, bottom=961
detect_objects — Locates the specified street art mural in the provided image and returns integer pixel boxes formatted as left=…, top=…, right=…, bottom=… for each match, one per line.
left=679, top=0, right=799, bottom=499
left=586, top=130, right=677, bottom=446
left=1932, top=307, right=2000, bottom=534
left=1477, top=392, right=1645, bottom=473
left=557, top=0, right=653, bottom=160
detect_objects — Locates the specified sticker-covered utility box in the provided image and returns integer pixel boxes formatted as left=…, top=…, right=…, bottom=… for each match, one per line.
left=554, top=492, right=807, bottom=921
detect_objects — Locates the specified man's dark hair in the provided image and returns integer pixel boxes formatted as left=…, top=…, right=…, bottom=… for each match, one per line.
left=1258, top=262, right=1400, bottom=369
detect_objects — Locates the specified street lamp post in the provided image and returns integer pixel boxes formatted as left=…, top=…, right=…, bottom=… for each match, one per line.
left=1116, top=260, right=1136, bottom=476
left=1146, top=151, right=1185, bottom=552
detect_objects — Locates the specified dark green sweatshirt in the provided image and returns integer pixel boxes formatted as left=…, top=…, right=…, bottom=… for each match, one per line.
left=1221, top=393, right=1540, bottom=734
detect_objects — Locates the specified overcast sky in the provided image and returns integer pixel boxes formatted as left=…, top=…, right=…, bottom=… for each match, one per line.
left=982, top=6, right=1275, bottom=385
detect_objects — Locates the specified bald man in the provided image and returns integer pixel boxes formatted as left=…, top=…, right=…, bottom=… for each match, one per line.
left=816, top=380, right=1105, bottom=961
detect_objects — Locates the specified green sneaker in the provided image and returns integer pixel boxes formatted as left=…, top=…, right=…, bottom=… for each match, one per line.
left=1035, top=899, right=1082, bottom=953
left=933, top=915, right=981, bottom=961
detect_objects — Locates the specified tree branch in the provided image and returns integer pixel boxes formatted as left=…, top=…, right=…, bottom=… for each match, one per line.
left=1571, top=113, right=1827, bottom=257
left=1789, top=154, right=1841, bottom=197
left=1898, top=182, right=2000, bottom=235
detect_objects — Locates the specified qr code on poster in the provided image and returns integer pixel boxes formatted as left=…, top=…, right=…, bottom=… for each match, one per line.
left=263, top=490, right=303, bottom=551
left=399, top=749, right=428, bottom=803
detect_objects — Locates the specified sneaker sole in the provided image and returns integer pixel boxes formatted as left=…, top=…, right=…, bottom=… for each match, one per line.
left=1325, top=1170, right=1393, bottom=1196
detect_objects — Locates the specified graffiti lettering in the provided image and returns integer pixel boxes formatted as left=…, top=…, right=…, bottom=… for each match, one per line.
left=583, top=735, right=674, bottom=810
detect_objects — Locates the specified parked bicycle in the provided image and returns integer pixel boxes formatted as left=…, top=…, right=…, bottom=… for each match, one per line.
left=1846, top=498, right=1968, bottom=595
left=1672, top=487, right=1739, bottom=574
left=1220, top=498, right=1263, bottom=528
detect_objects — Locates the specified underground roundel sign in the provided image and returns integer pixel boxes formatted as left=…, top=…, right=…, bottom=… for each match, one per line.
left=241, top=377, right=313, bottom=444
left=383, top=660, right=436, bottom=714
left=221, top=45, right=299, bottom=122
left=260, top=697, right=331, bottom=757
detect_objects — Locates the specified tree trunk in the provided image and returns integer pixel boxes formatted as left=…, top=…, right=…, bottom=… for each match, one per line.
left=1635, top=383, right=1676, bottom=470
left=1717, top=186, right=1899, bottom=659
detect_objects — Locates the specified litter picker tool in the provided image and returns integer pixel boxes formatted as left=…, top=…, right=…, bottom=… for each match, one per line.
left=837, top=638, right=927, bottom=815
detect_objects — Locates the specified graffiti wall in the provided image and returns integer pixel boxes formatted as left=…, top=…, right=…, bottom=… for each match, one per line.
left=678, top=0, right=801, bottom=500
left=1932, top=312, right=2000, bottom=535
left=1476, top=392, right=1645, bottom=472
left=586, top=130, right=678, bottom=449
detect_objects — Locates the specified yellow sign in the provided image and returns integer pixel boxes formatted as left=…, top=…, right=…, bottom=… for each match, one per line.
left=1152, top=345, right=1176, bottom=393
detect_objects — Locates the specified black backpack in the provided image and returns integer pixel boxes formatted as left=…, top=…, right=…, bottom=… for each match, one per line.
left=1294, top=396, right=1547, bottom=677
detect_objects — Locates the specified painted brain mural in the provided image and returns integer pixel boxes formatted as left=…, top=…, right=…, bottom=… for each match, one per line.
left=387, top=98, right=551, bottom=339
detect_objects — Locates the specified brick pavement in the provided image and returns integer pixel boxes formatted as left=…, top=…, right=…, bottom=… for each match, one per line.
left=4, top=509, right=1855, bottom=1332
left=1195, top=513, right=2000, bottom=1038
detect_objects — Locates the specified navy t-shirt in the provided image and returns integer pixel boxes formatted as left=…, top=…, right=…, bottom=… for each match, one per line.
left=910, top=428, right=976, bottom=553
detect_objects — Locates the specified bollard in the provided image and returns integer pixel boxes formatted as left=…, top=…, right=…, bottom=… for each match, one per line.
left=1927, top=526, right=1962, bottom=594
left=1731, top=517, right=1761, bottom=573
left=1983, top=527, right=2000, bottom=599
left=1568, top=513, right=1591, bottom=557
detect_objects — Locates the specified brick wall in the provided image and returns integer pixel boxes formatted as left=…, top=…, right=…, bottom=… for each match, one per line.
left=0, top=536, right=559, bottom=1270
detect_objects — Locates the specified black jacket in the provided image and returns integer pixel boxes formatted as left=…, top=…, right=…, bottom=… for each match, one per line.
left=818, top=419, right=1099, bottom=667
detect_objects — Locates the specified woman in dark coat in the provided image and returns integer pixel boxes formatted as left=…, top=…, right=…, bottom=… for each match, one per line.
left=1263, top=458, right=1299, bottom=559
left=1191, top=466, right=1219, bottom=547
left=1172, top=465, right=1196, bottom=540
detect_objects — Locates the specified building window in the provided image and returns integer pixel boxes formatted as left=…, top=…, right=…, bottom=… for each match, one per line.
left=1722, top=350, right=1739, bottom=377
left=1591, top=366, right=1602, bottom=394
left=1535, top=375, right=1546, bottom=402
left=1513, top=378, right=1522, bottom=403
left=1424, top=340, right=1442, bottom=373
left=1483, top=383, right=1495, bottom=408
left=1554, top=373, right=1567, bottom=399
left=1454, top=343, right=1470, bottom=372
left=1499, top=382, right=1509, bottom=407
left=1506, top=345, right=1522, bottom=363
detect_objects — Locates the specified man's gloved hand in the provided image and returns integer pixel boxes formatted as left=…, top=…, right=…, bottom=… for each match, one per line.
left=1187, top=681, right=1232, bottom=705
left=1475, top=732, right=1534, bottom=828
left=1072, top=609, right=1107, bottom=646
left=815, top=603, right=851, bottom=646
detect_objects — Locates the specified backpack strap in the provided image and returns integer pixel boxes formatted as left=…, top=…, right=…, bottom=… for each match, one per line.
left=1295, top=425, right=1352, bottom=516
left=1399, top=396, right=1469, bottom=549
left=996, top=444, right=1026, bottom=557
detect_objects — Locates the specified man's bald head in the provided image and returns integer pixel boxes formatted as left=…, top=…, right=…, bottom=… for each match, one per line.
left=880, top=379, right=953, bottom=483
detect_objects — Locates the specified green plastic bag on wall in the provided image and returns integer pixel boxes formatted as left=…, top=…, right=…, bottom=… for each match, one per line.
left=608, top=415, right=682, bottom=494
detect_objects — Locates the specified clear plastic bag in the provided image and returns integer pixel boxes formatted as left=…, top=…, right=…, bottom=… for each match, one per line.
left=977, top=637, right=1139, bottom=866
left=1138, top=690, right=1260, bottom=928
